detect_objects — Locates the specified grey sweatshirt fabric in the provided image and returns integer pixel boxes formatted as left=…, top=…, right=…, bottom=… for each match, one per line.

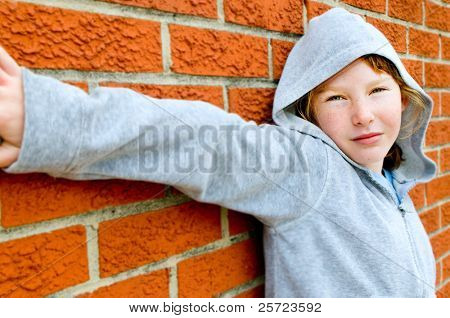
left=3, top=8, right=438, bottom=297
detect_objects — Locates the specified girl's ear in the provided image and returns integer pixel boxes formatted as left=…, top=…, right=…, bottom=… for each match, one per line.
left=401, top=95, right=409, bottom=112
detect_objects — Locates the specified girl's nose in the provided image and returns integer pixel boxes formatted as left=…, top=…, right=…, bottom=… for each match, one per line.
left=351, top=100, right=375, bottom=126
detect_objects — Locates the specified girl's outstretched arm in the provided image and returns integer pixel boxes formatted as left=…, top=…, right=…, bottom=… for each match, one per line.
left=1, top=67, right=328, bottom=227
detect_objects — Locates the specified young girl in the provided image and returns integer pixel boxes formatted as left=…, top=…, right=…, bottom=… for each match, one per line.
left=0, top=7, right=437, bottom=297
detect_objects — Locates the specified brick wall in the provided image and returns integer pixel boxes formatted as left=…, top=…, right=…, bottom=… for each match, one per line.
left=0, top=0, right=448, bottom=298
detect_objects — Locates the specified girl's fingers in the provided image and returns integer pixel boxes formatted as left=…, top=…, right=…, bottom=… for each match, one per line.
left=0, top=141, right=19, bottom=168
left=0, top=45, right=20, bottom=77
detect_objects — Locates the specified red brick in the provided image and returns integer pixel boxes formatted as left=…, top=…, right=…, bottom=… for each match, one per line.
left=170, top=25, right=268, bottom=78
left=99, top=0, right=217, bottom=18
left=442, top=201, right=450, bottom=227
left=388, top=0, right=422, bottom=24
left=234, top=284, right=265, bottom=297
left=425, top=174, right=450, bottom=205
left=98, top=201, right=221, bottom=277
left=436, top=261, right=441, bottom=286
left=425, top=120, right=450, bottom=147
left=0, top=171, right=166, bottom=228
left=442, top=92, right=450, bottom=116
left=224, top=0, right=303, bottom=34
left=272, top=39, right=295, bottom=80
left=367, top=17, right=407, bottom=53
left=401, top=59, right=423, bottom=86
left=64, top=81, right=89, bottom=93
left=436, top=280, right=450, bottom=298
left=178, top=238, right=264, bottom=297
left=77, top=269, right=169, bottom=297
left=441, top=147, right=450, bottom=173
left=100, top=82, right=224, bottom=108
left=228, top=87, right=275, bottom=124
left=409, top=28, right=439, bottom=58
left=0, top=226, right=88, bottom=297
left=443, top=254, right=450, bottom=282
left=442, top=36, right=450, bottom=60
left=305, top=1, right=333, bottom=21
left=425, top=62, right=450, bottom=88
left=419, top=207, right=440, bottom=234
left=342, top=0, right=385, bottom=14
left=425, top=150, right=439, bottom=174
left=228, top=210, right=261, bottom=236
left=425, top=0, right=450, bottom=32
left=430, top=227, right=450, bottom=259
left=426, top=91, right=440, bottom=117
left=409, top=183, right=425, bottom=209
left=0, top=1, right=162, bottom=72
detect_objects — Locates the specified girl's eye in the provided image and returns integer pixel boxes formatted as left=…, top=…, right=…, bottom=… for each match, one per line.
left=371, top=87, right=387, bottom=94
left=326, top=87, right=387, bottom=102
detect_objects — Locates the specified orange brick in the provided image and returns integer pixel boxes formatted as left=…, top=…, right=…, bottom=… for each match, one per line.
left=425, top=120, right=450, bottom=147
left=425, top=174, right=450, bottom=205
left=442, top=36, right=450, bottom=60
left=178, top=238, right=264, bottom=297
left=419, top=207, right=440, bottom=234
left=224, top=0, right=303, bottom=34
left=425, top=63, right=450, bottom=88
left=425, top=150, right=439, bottom=174
left=442, top=92, right=450, bottom=116
left=170, top=25, right=268, bottom=78
left=430, top=227, right=450, bottom=259
left=0, top=1, right=162, bottom=72
left=234, top=284, right=265, bottom=298
left=77, top=269, right=169, bottom=297
left=64, top=81, right=89, bottom=93
left=98, top=201, right=221, bottom=277
left=99, top=0, right=217, bottom=18
left=367, top=17, right=407, bottom=53
left=0, top=171, right=166, bottom=228
left=442, top=201, right=450, bottom=227
left=100, top=82, right=224, bottom=108
left=409, top=28, right=440, bottom=58
left=441, top=147, right=450, bottom=173
left=443, top=254, right=450, bottom=282
left=342, top=0, right=385, bottom=14
left=401, top=59, right=423, bottom=86
left=272, top=39, right=295, bottom=80
left=409, top=183, right=425, bottom=210
left=0, top=226, right=88, bottom=297
left=436, top=261, right=441, bottom=286
left=436, top=280, right=450, bottom=298
left=425, top=0, right=450, bottom=32
left=388, top=0, right=422, bottom=24
left=426, top=91, right=440, bottom=117
left=228, top=210, right=261, bottom=236
left=305, top=1, right=333, bottom=21
left=228, top=87, right=275, bottom=124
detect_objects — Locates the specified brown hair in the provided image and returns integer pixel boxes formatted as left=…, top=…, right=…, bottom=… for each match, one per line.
left=292, top=54, right=427, bottom=170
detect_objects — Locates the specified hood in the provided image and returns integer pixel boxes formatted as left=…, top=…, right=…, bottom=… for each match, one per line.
left=273, top=7, right=436, bottom=184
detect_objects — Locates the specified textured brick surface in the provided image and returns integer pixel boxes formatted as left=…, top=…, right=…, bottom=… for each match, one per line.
left=427, top=91, right=440, bottom=117
left=170, top=25, right=268, bottom=78
left=442, top=201, right=450, bottom=227
left=366, top=17, right=407, bottom=53
left=0, top=171, right=166, bottom=227
left=419, top=207, right=440, bottom=234
left=425, top=174, right=450, bottom=205
left=401, top=59, right=423, bottom=86
left=443, top=254, right=450, bottom=282
left=442, top=36, right=450, bottom=60
left=425, top=0, right=450, bottom=32
left=441, top=147, right=450, bottom=173
left=228, top=210, right=261, bottom=236
left=235, top=284, right=265, bottom=297
left=64, top=81, right=89, bottom=92
left=409, top=184, right=425, bottom=209
left=100, top=0, right=217, bottom=18
left=271, top=39, right=295, bottom=80
left=342, top=0, right=385, bottom=13
left=224, top=0, right=303, bottom=34
left=98, top=201, right=221, bottom=277
left=409, top=28, right=440, bottom=58
left=227, top=88, right=275, bottom=124
left=437, top=281, right=450, bottom=298
left=0, top=0, right=162, bottom=72
left=388, top=0, right=422, bottom=23
left=442, top=92, right=450, bottom=116
left=305, top=1, right=332, bottom=20
left=178, top=238, right=264, bottom=297
left=101, top=82, right=224, bottom=107
left=77, top=269, right=169, bottom=297
left=436, top=261, right=441, bottom=286
left=425, top=120, right=450, bottom=147
left=425, top=63, right=450, bottom=88
left=0, top=226, right=88, bottom=297
left=430, top=227, right=450, bottom=259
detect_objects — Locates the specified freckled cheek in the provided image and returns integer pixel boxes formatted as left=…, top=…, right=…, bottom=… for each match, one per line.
left=317, top=111, right=345, bottom=140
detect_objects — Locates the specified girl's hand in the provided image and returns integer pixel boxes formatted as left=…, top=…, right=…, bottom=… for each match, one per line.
left=0, top=45, right=24, bottom=168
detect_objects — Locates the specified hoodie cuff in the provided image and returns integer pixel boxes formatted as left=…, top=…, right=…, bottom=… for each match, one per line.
left=2, top=68, right=84, bottom=175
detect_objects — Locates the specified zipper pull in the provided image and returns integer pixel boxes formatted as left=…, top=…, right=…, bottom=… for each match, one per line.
left=399, top=206, right=406, bottom=217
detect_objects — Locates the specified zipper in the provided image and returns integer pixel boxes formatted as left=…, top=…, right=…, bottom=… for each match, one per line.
left=399, top=205, right=426, bottom=297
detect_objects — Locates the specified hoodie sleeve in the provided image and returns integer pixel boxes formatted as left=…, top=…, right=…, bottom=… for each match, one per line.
left=3, top=68, right=328, bottom=226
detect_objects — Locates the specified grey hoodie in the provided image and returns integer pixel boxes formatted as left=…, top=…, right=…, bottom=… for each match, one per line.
left=3, top=8, right=437, bottom=297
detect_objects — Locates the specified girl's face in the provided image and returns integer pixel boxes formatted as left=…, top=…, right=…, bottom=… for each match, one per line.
left=312, top=59, right=408, bottom=174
